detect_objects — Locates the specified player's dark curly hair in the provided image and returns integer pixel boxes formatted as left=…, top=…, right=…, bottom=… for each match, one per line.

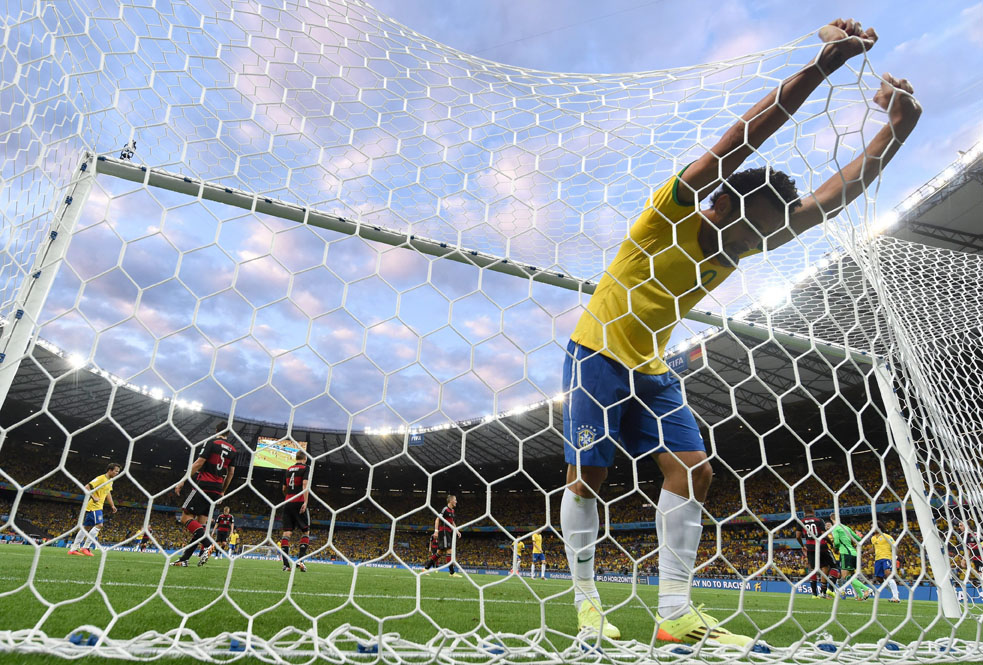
left=709, top=167, right=802, bottom=212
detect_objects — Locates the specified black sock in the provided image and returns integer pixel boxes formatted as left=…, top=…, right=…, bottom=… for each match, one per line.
left=181, top=528, right=205, bottom=562
left=281, top=541, right=291, bottom=567
left=811, top=579, right=818, bottom=596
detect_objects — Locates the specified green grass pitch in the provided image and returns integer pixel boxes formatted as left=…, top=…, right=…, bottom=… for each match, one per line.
left=0, top=547, right=980, bottom=663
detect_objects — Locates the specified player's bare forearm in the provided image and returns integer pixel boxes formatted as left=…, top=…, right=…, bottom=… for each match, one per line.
left=681, top=20, right=876, bottom=201
left=770, top=74, right=920, bottom=247
left=222, top=466, right=235, bottom=493
left=188, top=457, right=205, bottom=478
left=789, top=122, right=912, bottom=234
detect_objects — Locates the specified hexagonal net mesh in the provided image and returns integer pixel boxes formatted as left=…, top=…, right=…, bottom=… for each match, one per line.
left=2, top=0, right=982, bottom=663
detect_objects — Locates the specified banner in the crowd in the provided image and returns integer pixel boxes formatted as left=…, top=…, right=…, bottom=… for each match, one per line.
left=408, top=433, right=424, bottom=447
left=666, top=346, right=703, bottom=373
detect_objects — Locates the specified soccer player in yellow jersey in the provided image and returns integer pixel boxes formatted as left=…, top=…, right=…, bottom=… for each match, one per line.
left=871, top=527, right=901, bottom=602
left=531, top=530, right=546, bottom=579
left=559, top=19, right=922, bottom=645
left=512, top=539, right=525, bottom=575
left=68, top=463, right=121, bottom=556
left=229, top=530, right=240, bottom=557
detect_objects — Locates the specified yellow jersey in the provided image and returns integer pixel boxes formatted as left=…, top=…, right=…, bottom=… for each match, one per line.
left=872, top=533, right=895, bottom=561
left=514, top=541, right=525, bottom=556
left=230, top=532, right=239, bottom=545
left=571, top=167, right=757, bottom=374
left=532, top=533, right=543, bottom=554
left=85, top=474, right=113, bottom=512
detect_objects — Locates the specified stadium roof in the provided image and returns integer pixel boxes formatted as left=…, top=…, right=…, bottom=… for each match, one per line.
left=888, top=143, right=983, bottom=253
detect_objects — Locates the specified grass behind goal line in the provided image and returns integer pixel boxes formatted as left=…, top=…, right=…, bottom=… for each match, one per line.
left=0, top=548, right=979, bottom=663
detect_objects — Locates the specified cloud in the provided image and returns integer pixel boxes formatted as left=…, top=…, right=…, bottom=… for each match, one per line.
left=18, top=0, right=980, bottom=437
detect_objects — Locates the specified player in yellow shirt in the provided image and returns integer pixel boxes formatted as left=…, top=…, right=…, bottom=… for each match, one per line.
left=559, top=20, right=922, bottom=645
left=229, top=530, right=240, bottom=557
left=512, top=539, right=525, bottom=575
left=68, top=463, right=121, bottom=556
left=531, top=530, right=546, bottom=579
left=871, top=527, right=901, bottom=603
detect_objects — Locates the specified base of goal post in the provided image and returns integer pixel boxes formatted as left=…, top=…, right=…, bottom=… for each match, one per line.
left=1, top=625, right=976, bottom=664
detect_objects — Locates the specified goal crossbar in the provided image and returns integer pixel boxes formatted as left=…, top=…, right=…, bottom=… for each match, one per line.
left=93, top=155, right=874, bottom=366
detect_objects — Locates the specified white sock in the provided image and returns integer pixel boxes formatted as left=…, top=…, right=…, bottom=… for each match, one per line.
left=541, top=562, right=546, bottom=578
left=71, top=528, right=88, bottom=551
left=656, top=489, right=703, bottom=620
left=561, top=487, right=599, bottom=607
left=531, top=562, right=535, bottom=577
left=887, top=578, right=899, bottom=600
left=84, top=525, right=101, bottom=550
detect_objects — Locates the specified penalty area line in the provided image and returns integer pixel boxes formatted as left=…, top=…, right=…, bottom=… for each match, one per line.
left=0, top=575, right=905, bottom=617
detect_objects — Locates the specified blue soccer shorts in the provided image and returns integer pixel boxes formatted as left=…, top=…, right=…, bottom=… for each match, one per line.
left=874, top=558, right=893, bottom=579
left=532, top=552, right=545, bottom=563
left=82, top=510, right=104, bottom=527
left=563, top=340, right=705, bottom=468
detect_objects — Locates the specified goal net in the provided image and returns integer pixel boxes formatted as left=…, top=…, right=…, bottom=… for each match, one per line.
left=1, top=0, right=982, bottom=662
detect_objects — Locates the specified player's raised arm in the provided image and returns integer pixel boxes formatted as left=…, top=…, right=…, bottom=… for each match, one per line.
left=678, top=19, right=877, bottom=205
left=773, top=74, right=922, bottom=245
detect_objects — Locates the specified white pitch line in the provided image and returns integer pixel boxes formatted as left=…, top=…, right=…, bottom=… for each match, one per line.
left=0, top=575, right=917, bottom=619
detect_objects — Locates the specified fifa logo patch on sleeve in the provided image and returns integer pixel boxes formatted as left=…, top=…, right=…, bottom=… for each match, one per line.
left=575, top=425, right=599, bottom=450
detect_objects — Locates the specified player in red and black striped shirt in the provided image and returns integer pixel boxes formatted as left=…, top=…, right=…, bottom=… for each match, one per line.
left=205, top=506, right=235, bottom=562
left=959, top=521, right=982, bottom=575
left=796, top=506, right=836, bottom=598
left=173, top=423, right=236, bottom=567
left=279, top=450, right=311, bottom=573
left=138, top=526, right=152, bottom=552
left=423, top=494, right=461, bottom=577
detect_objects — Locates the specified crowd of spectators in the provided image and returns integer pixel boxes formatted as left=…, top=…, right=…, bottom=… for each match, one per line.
left=0, top=437, right=954, bottom=583
left=1, top=497, right=931, bottom=583
left=0, top=440, right=918, bottom=524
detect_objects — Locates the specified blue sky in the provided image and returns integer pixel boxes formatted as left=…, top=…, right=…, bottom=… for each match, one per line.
left=370, top=0, right=982, bottom=204
left=29, top=0, right=983, bottom=433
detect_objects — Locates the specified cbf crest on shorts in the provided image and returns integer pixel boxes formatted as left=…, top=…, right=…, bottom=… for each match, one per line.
left=576, top=424, right=599, bottom=450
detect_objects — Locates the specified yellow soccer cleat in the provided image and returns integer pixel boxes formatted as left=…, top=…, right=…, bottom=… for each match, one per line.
left=577, top=600, right=621, bottom=639
left=655, top=605, right=753, bottom=647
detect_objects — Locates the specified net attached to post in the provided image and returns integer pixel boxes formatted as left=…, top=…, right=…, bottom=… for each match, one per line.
left=2, top=1, right=982, bottom=663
